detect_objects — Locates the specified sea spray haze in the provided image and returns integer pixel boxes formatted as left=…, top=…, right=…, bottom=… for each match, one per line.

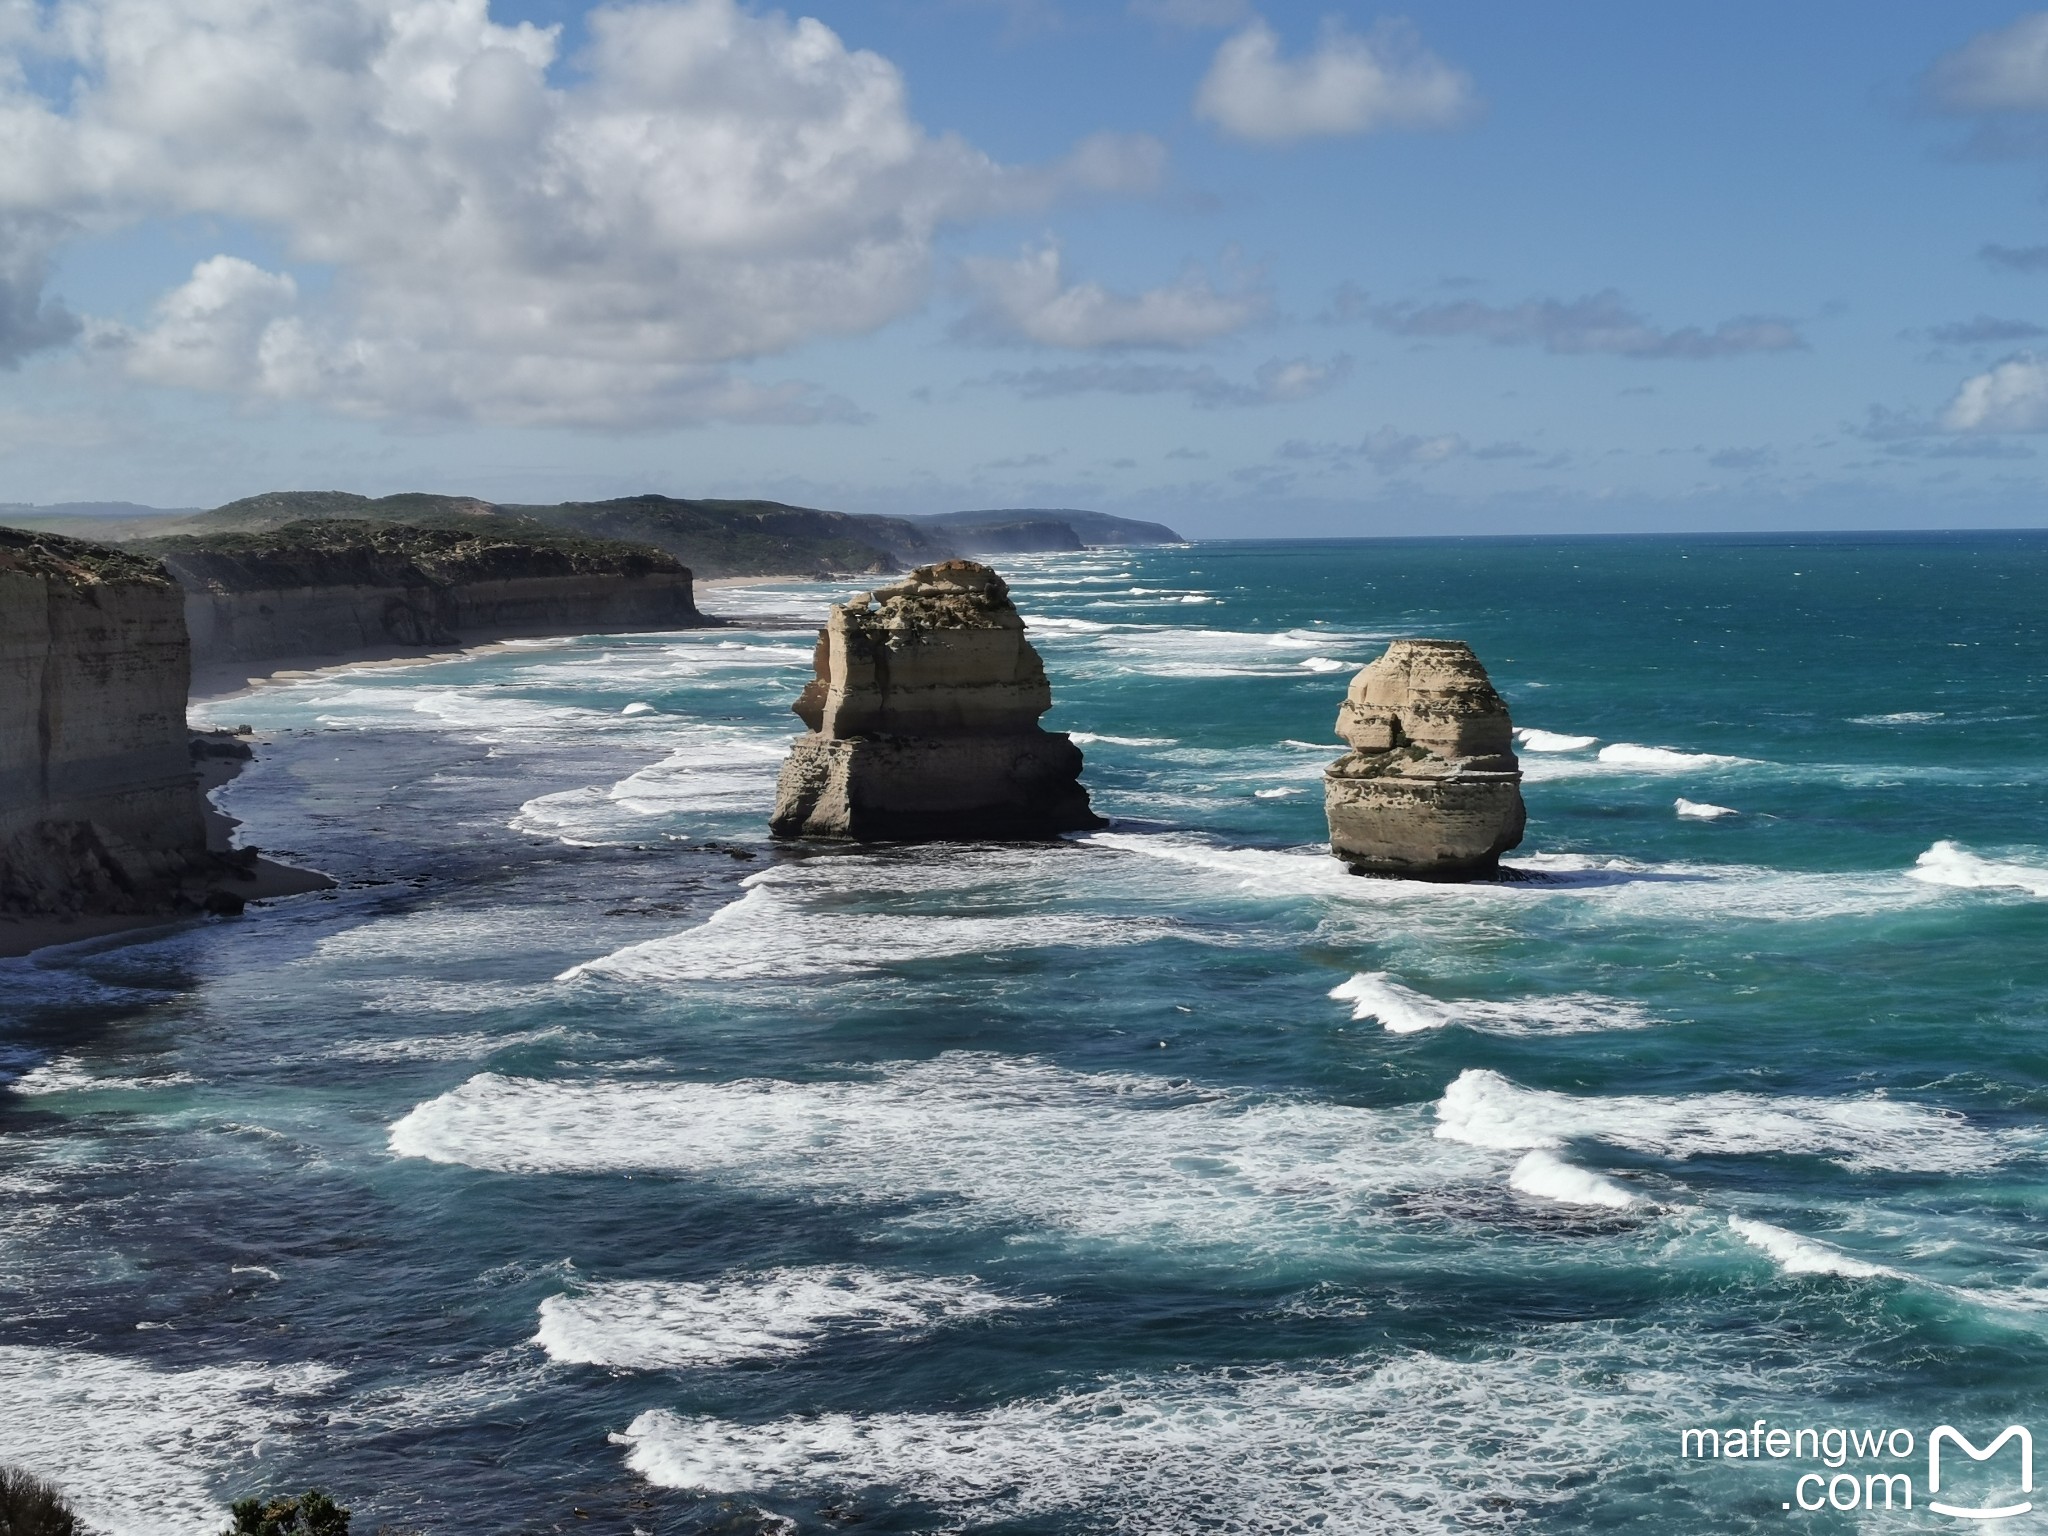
left=1, top=533, right=2046, bottom=1532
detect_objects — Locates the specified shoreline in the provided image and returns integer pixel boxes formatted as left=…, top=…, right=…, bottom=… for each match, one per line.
left=0, top=739, right=334, bottom=961
left=189, top=581, right=841, bottom=705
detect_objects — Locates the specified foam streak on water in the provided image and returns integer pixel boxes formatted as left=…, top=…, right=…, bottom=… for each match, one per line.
left=535, top=1267, right=1036, bottom=1368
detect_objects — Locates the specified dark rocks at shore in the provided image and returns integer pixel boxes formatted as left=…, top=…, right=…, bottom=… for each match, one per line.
left=138, top=518, right=706, bottom=668
left=0, top=529, right=331, bottom=947
left=770, top=560, right=1103, bottom=841
left=1323, top=639, right=1526, bottom=879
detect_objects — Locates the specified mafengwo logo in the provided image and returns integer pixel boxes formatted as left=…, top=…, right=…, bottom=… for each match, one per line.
left=1681, top=1420, right=2033, bottom=1517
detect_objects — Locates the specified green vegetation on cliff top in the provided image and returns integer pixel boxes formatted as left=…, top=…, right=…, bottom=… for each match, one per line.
left=0, top=522, right=174, bottom=587
left=4, top=491, right=1182, bottom=578
left=136, top=519, right=687, bottom=592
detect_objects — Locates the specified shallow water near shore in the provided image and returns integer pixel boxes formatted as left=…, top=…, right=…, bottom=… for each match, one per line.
left=3, top=532, right=2046, bottom=1533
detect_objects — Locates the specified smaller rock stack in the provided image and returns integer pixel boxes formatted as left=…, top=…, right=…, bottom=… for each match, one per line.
left=770, top=560, right=1102, bottom=840
left=1323, top=639, right=1525, bottom=879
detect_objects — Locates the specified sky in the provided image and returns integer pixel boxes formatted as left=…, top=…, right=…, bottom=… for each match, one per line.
left=7, top=2, right=2048, bottom=535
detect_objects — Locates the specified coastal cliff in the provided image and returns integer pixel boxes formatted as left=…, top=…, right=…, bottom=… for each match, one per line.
left=141, top=520, right=704, bottom=670
left=0, top=529, right=210, bottom=919
left=770, top=560, right=1102, bottom=840
left=1323, top=640, right=1526, bottom=879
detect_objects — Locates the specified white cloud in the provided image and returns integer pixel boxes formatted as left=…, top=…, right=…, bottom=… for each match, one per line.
left=1927, top=13, right=2048, bottom=112
left=1372, top=290, right=1804, bottom=360
left=124, top=256, right=299, bottom=393
left=957, top=240, right=1268, bottom=349
left=1940, top=353, right=2048, bottom=432
left=0, top=0, right=1159, bottom=426
left=979, top=351, right=1348, bottom=407
left=1194, top=17, right=1474, bottom=144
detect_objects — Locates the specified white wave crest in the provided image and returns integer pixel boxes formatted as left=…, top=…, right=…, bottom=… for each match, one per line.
left=560, top=877, right=1191, bottom=984
left=1509, top=1150, right=1637, bottom=1209
left=391, top=1053, right=1492, bottom=1254
left=1674, top=799, right=1738, bottom=821
left=10, top=1059, right=198, bottom=1096
left=1329, top=974, right=1655, bottom=1036
left=1515, top=729, right=1598, bottom=753
left=1907, top=841, right=2048, bottom=898
left=1068, top=732, right=1178, bottom=747
left=1849, top=711, right=1943, bottom=725
left=1298, top=656, right=1352, bottom=673
left=0, top=1346, right=337, bottom=1536
left=510, top=729, right=785, bottom=846
left=1596, top=743, right=1755, bottom=771
left=536, top=1267, right=1033, bottom=1369
left=1726, top=1216, right=1896, bottom=1280
left=616, top=1337, right=1695, bottom=1535
left=1433, top=1068, right=2002, bottom=1173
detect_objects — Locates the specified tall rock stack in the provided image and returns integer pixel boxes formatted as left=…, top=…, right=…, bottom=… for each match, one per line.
left=1323, top=639, right=1526, bottom=879
left=0, top=528, right=211, bottom=915
left=770, top=560, right=1103, bottom=840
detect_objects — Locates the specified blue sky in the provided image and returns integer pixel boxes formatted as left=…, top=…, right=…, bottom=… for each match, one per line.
left=7, top=1, right=2048, bottom=534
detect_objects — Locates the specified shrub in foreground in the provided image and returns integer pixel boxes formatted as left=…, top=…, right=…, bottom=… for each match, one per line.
left=223, top=1490, right=350, bottom=1536
left=0, top=1465, right=81, bottom=1536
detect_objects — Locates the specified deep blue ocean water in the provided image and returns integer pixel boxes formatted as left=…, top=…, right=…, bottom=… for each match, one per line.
left=2, top=533, right=2046, bottom=1534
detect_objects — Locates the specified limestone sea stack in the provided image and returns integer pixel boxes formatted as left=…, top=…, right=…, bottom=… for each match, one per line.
left=1323, top=639, right=1526, bottom=879
left=770, top=560, right=1103, bottom=840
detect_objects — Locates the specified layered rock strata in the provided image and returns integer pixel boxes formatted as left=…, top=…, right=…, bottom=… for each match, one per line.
left=1323, top=639, right=1525, bottom=879
left=0, top=529, right=211, bottom=915
left=770, top=561, right=1102, bottom=840
left=144, top=520, right=703, bottom=669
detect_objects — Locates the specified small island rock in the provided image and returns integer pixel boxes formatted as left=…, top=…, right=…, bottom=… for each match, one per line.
left=770, top=560, right=1103, bottom=840
left=1323, top=639, right=1525, bottom=878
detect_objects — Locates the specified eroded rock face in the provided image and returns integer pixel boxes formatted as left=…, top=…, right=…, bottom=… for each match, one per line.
left=0, top=529, right=210, bottom=914
left=1324, top=639, right=1525, bottom=878
left=771, top=560, right=1101, bottom=840
left=148, top=520, right=703, bottom=668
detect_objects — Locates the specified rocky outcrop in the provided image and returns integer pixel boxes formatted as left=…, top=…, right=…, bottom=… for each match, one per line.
left=141, top=520, right=704, bottom=668
left=1323, top=640, right=1525, bottom=879
left=0, top=529, right=212, bottom=916
left=770, top=560, right=1102, bottom=840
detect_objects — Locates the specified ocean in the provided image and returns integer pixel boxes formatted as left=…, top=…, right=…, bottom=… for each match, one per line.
left=2, top=533, right=2045, bottom=1534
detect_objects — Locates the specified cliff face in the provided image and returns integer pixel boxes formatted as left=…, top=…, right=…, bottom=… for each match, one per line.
left=771, top=560, right=1102, bottom=840
left=1323, top=640, right=1526, bottom=879
left=143, top=520, right=704, bottom=666
left=0, top=529, right=209, bottom=914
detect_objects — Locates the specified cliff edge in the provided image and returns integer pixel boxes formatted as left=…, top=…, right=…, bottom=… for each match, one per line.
left=770, top=560, right=1102, bottom=840
left=140, top=519, right=704, bottom=678
left=1323, top=640, right=1526, bottom=879
left=1, top=529, right=215, bottom=927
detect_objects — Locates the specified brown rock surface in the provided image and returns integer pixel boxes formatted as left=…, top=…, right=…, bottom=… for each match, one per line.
left=0, top=529, right=209, bottom=915
left=770, top=560, right=1102, bottom=840
left=1323, top=639, right=1525, bottom=878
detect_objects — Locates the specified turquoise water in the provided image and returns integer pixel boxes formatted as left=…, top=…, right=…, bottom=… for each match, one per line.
left=2, top=533, right=2046, bottom=1533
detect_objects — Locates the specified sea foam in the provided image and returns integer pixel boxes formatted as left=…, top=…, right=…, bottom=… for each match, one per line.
left=1726, top=1216, right=1897, bottom=1280
left=1434, top=1068, right=2003, bottom=1173
left=616, top=1334, right=1702, bottom=1536
left=391, top=1054, right=1493, bottom=1256
left=1596, top=744, right=1755, bottom=771
left=536, top=1267, right=1033, bottom=1369
left=1516, top=729, right=1598, bottom=752
left=558, top=876, right=1191, bottom=984
left=0, top=1346, right=336, bottom=1536
left=1329, top=973, right=1655, bottom=1036
left=1907, top=840, right=2048, bottom=898
left=1674, top=799, right=1738, bottom=820
left=1509, top=1150, right=1637, bottom=1209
